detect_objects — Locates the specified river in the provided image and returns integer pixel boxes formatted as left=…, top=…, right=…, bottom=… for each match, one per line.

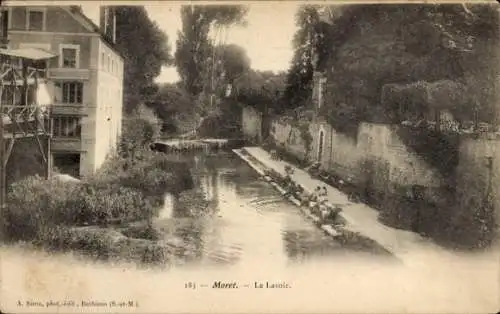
left=154, top=151, right=393, bottom=269
left=1, top=151, right=498, bottom=313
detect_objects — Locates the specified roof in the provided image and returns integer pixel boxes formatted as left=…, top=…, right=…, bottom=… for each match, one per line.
left=65, top=6, right=124, bottom=60
left=0, top=47, right=58, bottom=60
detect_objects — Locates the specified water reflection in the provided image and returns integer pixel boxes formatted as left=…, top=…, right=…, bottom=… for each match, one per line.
left=155, top=152, right=391, bottom=269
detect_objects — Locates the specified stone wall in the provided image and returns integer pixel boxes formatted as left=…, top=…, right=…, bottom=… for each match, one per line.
left=453, top=135, right=500, bottom=245
left=242, top=107, right=449, bottom=201
left=273, top=117, right=451, bottom=234
left=310, top=121, right=363, bottom=182
left=241, top=106, right=499, bottom=244
left=309, top=120, right=446, bottom=194
left=241, top=106, right=263, bottom=144
left=269, top=118, right=315, bottom=162
left=262, top=115, right=446, bottom=199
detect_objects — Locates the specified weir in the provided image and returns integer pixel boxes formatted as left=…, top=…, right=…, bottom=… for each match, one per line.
left=151, top=138, right=246, bottom=154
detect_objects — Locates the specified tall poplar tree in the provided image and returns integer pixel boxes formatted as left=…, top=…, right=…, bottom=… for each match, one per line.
left=114, top=6, right=173, bottom=113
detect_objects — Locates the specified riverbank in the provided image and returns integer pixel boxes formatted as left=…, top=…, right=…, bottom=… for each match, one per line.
left=0, top=147, right=203, bottom=266
left=234, top=146, right=468, bottom=263
left=233, top=149, right=395, bottom=258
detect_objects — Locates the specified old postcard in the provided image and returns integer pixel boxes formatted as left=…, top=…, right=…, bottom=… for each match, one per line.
left=0, top=0, right=499, bottom=313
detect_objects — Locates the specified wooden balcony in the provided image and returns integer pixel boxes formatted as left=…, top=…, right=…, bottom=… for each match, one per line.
left=47, top=68, right=90, bottom=80
left=51, top=103, right=88, bottom=116
left=51, top=137, right=83, bottom=152
left=1, top=104, right=51, bottom=139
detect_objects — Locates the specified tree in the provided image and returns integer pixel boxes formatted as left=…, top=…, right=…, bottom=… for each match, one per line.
left=145, top=83, right=197, bottom=134
left=175, top=5, right=248, bottom=96
left=119, top=104, right=162, bottom=159
left=282, top=5, right=330, bottom=112
left=114, top=6, right=173, bottom=113
left=217, top=44, right=251, bottom=82
left=233, top=70, right=286, bottom=111
left=307, top=3, right=499, bottom=131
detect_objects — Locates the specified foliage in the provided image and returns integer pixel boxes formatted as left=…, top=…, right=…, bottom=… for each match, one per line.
left=3, top=176, right=77, bottom=241
left=114, top=6, right=173, bottom=113
left=175, top=5, right=249, bottom=96
left=121, top=224, right=161, bottom=241
left=320, top=101, right=359, bottom=138
left=216, top=44, right=251, bottom=82
left=95, top=149, right=194, bottom=197
left=119, top=104, right=162, bottom=158
left=35, top=225, right=168, bottom=265
left=37, top=226, right=117, bottom=259
left=196, top=112, right=241, bottom=138
left=282, top=5, right=331, bottom=111
left=2, top=149, right=191, bottom=242
left=450, top=161, right=497, bottom=248
left=145, top=83, right=198, bottom=134
left=297, top=122, right=313, bottom=160
left=312, top=3, right=499, bottom=135
left=233, top=70, right=287, bottom=112
left=396, top=126, right=460, bottom=179
left=2, top=110, right=194, bottom=245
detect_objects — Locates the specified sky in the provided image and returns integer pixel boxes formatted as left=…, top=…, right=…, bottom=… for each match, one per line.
left=81, top=3, right=299, bottom=84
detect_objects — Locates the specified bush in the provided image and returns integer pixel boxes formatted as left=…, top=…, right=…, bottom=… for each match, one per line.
left=119, top=104, right=162, bottom=158
left=3, top=176, right=78, bottom=241
left=1, top=102, right=198, bottom=263
left=3, top=147, right=195, bottom=242
left=3, top=175, right=156, bottom=240
left=94, top=150, right=194, bottom=196
left=121, top=224, right=161, bottom=241
left=66, top=184, right=155, bottom=226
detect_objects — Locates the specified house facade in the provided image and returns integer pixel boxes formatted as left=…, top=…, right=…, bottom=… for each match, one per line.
left=1, top=5, right=124, bottom=178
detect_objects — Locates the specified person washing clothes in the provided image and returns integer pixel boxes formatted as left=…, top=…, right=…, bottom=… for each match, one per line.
left=309, top=186, right=322, bottom=215
left=317, top=187, right=329, bottom=220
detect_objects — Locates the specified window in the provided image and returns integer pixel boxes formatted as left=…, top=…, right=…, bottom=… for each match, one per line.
left=62, top=48, right=77, bottom=68
left=26, top=8, right=45, bottom=31
left=101, top=52, right=105, bottom=69
left=62, top=82, right=83, bottom=104
left=59, top=44, right=80, bottom=68
left=111, top=59, right=114, bottom=74
left=106, top=54, right=110, bottom=72
left=53, top=116, right=82, bottom=138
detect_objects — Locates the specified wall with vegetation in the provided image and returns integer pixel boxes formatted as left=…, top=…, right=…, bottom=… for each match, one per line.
left=453, top=136, right=500, bottom=246
left=318, top=5, right=498, bottom=132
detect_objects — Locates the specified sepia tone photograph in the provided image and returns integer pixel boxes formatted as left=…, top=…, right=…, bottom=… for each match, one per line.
left=0, top=1, right=499, bottom=313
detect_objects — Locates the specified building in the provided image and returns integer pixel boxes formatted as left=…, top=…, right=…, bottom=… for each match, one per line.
left=1, top=5, right=124, bottom=178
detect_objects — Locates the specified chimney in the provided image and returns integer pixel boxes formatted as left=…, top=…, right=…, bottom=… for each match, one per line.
left=99, top=6, right=116, bottom=44
left=111, top=8, right=116, bottom=43
left=0, top=9, right=9, bottom=48
left=99, top=6, right=107, bottom=33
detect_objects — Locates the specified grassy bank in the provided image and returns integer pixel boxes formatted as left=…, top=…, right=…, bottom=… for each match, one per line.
left=0, top=105, right=202, bottom=265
